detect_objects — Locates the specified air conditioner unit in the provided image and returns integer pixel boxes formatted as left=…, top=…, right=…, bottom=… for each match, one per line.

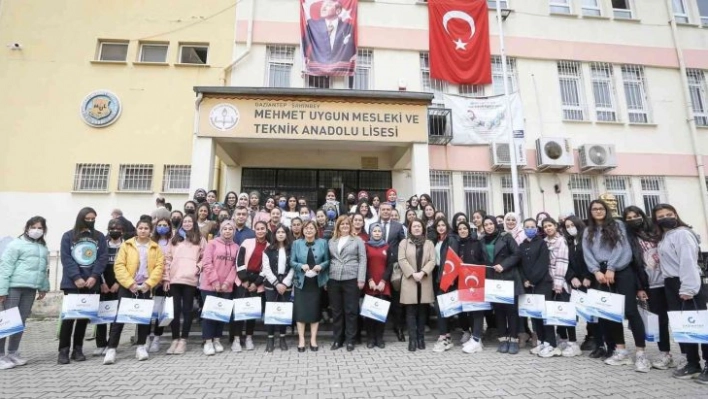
left=578, top=144, right=617, bottom=172
left=536, top=137, right=574, bottom=172
left=491, top=141, right=527, bottom=171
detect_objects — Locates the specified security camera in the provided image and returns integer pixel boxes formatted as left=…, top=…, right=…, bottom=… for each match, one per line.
left=9, top=43, right=22, bottom=50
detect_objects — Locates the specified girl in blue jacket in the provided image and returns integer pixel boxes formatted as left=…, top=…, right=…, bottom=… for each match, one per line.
left=0, top=216, right=50, bottom=370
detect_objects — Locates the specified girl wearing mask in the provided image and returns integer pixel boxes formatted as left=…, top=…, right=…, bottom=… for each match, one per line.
left=58, top=207, right=108, bottom=365
left=261, top=225, right=294, bottom=352
left=196, top=203, right=216, bottom=240
left=299, top=206, right=313, bottom=223
left=200, top=220, right=238, bottom=356
left=457, top=221, right=485, bottom=355
left=398, top=219, right=435, bottom=352
left=103, top=218, right=164, bottom=365
left=323, top=189, right=341, bottom=218
left=224, top=191, right=238, bottom=216
left=0, top=216, right=49, bottom=369
left=291, top=217, right=304, bottom=240
left=351, top=213, right=369, bottom=242
left=193, top=189, right=207, bottom=204
left=233, top=221, right=269, bottom=352
left=282, top=196, right=299, bottom=228
left=206, top=190, right=218, bottom=205
left=478, top=216, right=521, bottom=355
left=432, top=218, right=460, bottom=353
left=653, top=203, right=708, bottom=382
left=583, top=200, right=648, bottom=372
left=164, top=213, right=206, bottom=355
left=316, top=208, right=335, bottom=241
left=93, top=219, right=124, bottom=356
left=146, top=218, right=171, bottom=353
left=364, top=223, right=391, bottom=349
left=170, top=211, right=183, bottom=230
left=183, top=201, right=197, bottom=216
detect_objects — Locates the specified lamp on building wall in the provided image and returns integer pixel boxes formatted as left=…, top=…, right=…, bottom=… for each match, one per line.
left=398, top=78, right=407, bottom=91
left=500, top=9, right=512, bottom=21
left=7, top=43, right=22, bottom=50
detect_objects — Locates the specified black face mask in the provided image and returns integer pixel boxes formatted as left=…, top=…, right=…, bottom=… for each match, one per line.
left=195, top=196, right=206, bottom=203
left=347, top=197, right=356, bottom=205
left=108, top=230, right=122, bottom=239
left=171, top=218, right=182, bottom=228
left=626, top=219, right=643, bottom=230
left=657, top=217, right=678, bottom=229
left=218, top=216, right=228, bottom=223
left=185, top=209, right=195, bottom=215
left=85, top=221, right=95, bottom=230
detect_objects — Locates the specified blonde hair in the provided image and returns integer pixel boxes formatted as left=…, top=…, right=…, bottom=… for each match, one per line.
left=332, top=215, right=354, bottom=240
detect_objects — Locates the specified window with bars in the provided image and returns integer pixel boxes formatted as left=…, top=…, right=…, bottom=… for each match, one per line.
left=266, top=45, right=295, bottom=88
left=603, top=176, right=632, bottom=211
left=672, top=0, right=689, bottom=23
left=97, top=41, right=128, bottom=61
left=73, top=164, right=110, bottom=192
left=162, top=165, right=191, bottom=193
left=420, top=53, right=449, bottom=104
left=569, top=175, right=597, bottom=220
left=487, top=0, right=508, bottom=9
left=501, top=174, right=527, bottom=218
left=139, top=42, right=168, bottom=63
left=118, top=164, right=153, bottom=192
left=463, top=172, right=491, bottom=216
left=621, top=65, right=651, bottom=124
left=349, top=48, right=373, bottom=90
left=179, top=44, right=209, bottom=65
left=687, top=69, right=708, bottom=127
left=492, top=56, right=518, bottom=95
left=549, top=0, right=572, bottom=14
left=640, top=176, right=666, bottom=214
left=306, top=75, right=331, bottom=89
left=612, top=0, right=633, bottom=19
left=459, top=84, right=485, bottom=97
left=430, top=171, right=452, bottom=219
left=581, top=0, right=602, bottom=16
left=558, top=61, right=587, bottom=121
left=699, top=0, right=708, bottom=26
left=590, top=62, right=619, bottom=122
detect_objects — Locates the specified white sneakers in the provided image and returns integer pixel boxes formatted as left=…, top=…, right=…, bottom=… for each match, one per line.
left=605, top=350, right=633, bottom=366
left=530, top=343, right=545, bottom=355
left=462, top=338, right=483, bottom=354
left=561, top=342, right=582, bottom=357
left=213, top=339, right=224, bottom=353
left=0, top=357, right=16, bottom=370
left=433, top=337, right=453, bottom=353
left=93, top=347, right=106, bottom=357
left=651, top=353, right=676, bottom=370
left=4, top=353, right=27, bottom=366
left=538, top=344, right=562, bottom=358
left=245, top=336, right=255, bottom=351
left=135, top=345, right=149, bottom=361
left=166, top=339, right=179, bottom=355
left=231, top=339, right=243, bottom=353
left=148, top=336, right=161, bottom=353
left=103, top=346, right=149, bottom=364
left=635, top=354, right=652, bottom=373
left=203, top=341, right=216, bottom=356
left=103, top=348, right=116, bottom=365
left=460, top=332, right=472, bottom=344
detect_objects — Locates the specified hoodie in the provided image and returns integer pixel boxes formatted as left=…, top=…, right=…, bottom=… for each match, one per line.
left=657, top=227, right=702, bottom=296
left=582, top=221, right=632, bottom=273
left=199, top=237, right=238, bottom=292
left=164, top=238, right=206, bottom=286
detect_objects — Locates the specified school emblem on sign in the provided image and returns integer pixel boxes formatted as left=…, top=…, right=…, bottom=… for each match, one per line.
left=80, top=90, right=122, bottom=127
left=209, top=103, right=239, bottom=131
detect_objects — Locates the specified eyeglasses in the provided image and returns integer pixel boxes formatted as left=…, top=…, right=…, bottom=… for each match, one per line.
left=591, top=208, right=606, bottom=212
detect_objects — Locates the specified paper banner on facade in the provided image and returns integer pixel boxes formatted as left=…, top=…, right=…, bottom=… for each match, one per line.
left=301, top=0, right=358, bottom=76
left=443, top=92, right=525, bottom=145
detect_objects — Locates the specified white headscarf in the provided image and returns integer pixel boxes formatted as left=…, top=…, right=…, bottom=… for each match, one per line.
left=504, top=212, right=526, bottom=245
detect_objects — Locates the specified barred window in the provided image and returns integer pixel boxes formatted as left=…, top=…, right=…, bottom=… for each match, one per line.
left=306, top=75, right=330, bottom=89
left=487, top=1, right=509, bottom=9
left=492, top=56, right=518, bottom=95
left=569, top=175, right=598, bottom=220
left=349, top=48, right=373, bottom=90
left=266, top=45, right=295, bottom=88
left=162, top=165, right=191, bottom=193
left=590, top=62, right=619, bottom=122
left=73, top=163, right=110, bottom=192
left=430, top=170, right=452, bottom=218
left=603, top=176, right=632, bottom=211
left=687, top=69, right=708, bottom=127
left=118, top=164, right=153, bottom=192
left=621, top=65, right=652, bottom=124
left=558, top=61, right=587, bottom=121
left=501, top=174, right=528, bottom=218
left=463, top=172, right=491, bottom=216
left=640, top=176, right=666, bottom=214
left=420, top=53, right=449, bottom=104
left=459, top=84, right=485, bottom=97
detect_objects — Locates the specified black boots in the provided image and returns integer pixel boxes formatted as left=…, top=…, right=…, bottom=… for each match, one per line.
left=395, top=328, right=406, bottom=342
left=408, top=339, right=416, bottom=352
left=71, top=346, right=86, bottom=361
left=279, top=336, right=288, bottom=351
left=417, top=338, right=426, bottom=350
left=265, top=337, right=275, bottom=353
left=58, top=348, right=70, bottom=364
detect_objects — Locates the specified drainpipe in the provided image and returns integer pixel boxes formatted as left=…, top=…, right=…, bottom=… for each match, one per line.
left=193, top=92, right=203, bottom=136
left=221, top=0, right=255, bottom=85
left=665, top=0, right=708, bottom=230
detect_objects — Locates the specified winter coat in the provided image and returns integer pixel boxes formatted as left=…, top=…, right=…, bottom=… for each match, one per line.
left=0, top=236, right=50, bottom=295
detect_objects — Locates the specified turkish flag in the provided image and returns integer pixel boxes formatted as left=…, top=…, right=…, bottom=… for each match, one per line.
left=458, top=264, right=486, bottom=302
left=428, top=0, right=492, bottom=84
left=440, top=248, right=461, bottom=292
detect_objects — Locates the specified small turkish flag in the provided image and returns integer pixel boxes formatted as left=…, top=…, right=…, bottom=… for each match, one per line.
left=428, top=0, right=492, bottom=84
left=458, top=264, right=486, bottom=302
left=439, top=248, right=461, bottom=292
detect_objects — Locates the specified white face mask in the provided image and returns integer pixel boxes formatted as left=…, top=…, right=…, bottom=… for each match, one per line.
left=566, top=227, right=578, bottom=237
left=27, top=228, right=44, bottom=240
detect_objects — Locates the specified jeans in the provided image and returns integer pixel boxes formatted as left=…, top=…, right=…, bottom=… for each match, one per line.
left=328, top=279, right=359, bottom=345
left=108, top=288, right=151, bottom=348
left=665, top=277, right=708, bottom=367
left=170, top=283, right=196, bottom=340
left=58, top=288, right=98, bottom=350
left=201, top=290, right=230, bottom=340
left=0, top=288, right=36, bottom=355
left=598, top=267, right=646, bottom=348
left=405, top=304, right=428, bottom=341
left=264, top=289, right=290, bottom=336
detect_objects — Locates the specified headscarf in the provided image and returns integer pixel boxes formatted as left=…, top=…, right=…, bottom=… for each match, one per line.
left=456, top=221, right=473, bottom=244
left=385, top=188, right=397, bottom=206
left=481, top=216, right=500, bottom=243
left=220, top=219, right=236, bottom=232
left=193, top=188, right=207, bottom=203
left=367, top=223, right=386, bottom=247
left=504, top=212, right=526, bottom=245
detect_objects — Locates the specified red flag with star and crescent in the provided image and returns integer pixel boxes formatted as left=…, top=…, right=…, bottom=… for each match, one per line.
left=428, top=0, right=491, bottom=84
left=458, top=264, right=486, bottom=302
left=440, top=248, right=461, bottom=292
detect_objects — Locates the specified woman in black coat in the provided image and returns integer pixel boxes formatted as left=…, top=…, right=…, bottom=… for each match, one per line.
left=456, top=221, right=486, bottom=354
left=431, top=218, right=459, bottom=353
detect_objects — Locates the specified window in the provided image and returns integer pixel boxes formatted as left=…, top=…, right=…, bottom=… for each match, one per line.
left=139, top=43, right=168, bottom=63
left=463, top=172, right=491, bottom=216
left=266, top=45, right=295, bottom=88
left=306, top=75, right=331, bottom=89
left=640, top=176, right=666, bottom=214
left=698, top=0, right=708, bottom=26
left=581, top=0, right=602, bottom=16
left=549, top=0, right=572, bottom=14
left=557, top=61, right=587, bottom=121
left=603, top=176, right=632, bottom=211
left=179, top=44, right=208, bottom=65
left=687, top=69, right=708, bottom=127
left=162, top=165, right=191, bottom=193
left=492, top=55, right=518, bottom=95
left=430, top=170, right=452, bottom=218
left=501, top=174, right=527, bottom=218
left=569, top=175, right=597, bottom=220
left=487, top=0, right=509, bottom=8
left=590, top=62, right=619, bottom=122
left=621, top=65, right=651, bottom=124
left=612, top=0, right=633, bottom=19
left=459, top=84, right=485, bottom=97
left=349, top=48, right=373, bottom=90
left=118, top=164, right=153, bottom=192
left=420, top=53, right=449, bottom=104
left=672, top=0, right=689, bottom=23
left=73, top=163, right=110, bottom=192
left=97, top=41, right=128, bottom=61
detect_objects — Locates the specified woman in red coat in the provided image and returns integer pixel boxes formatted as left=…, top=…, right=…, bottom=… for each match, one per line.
left=364, top=223, right=392, bottom=349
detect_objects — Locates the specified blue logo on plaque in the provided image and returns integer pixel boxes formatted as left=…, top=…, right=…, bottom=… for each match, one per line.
left=80, top=90, right=122, bottom=127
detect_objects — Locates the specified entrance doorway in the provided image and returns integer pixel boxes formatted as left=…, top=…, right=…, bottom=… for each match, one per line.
left=241, top=168, right=392, bottom=210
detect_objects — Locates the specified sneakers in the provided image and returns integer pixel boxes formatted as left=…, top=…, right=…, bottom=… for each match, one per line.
left=588, top=347, right=607, bottom=359
left=103, top=348, right=116, bottom=365
left=460, top=331, right=471, bottom=344
left=93, top=347, right=106, bottom=357
left=174, top=339, right=187, bottom=355
left=557, top=340, right=569, bottom=352
left=508, top=339, right=520, bottom=355
left=462, top=338, right=483, bottom=354
left=232, top=338, right=243, bottom=353
left=135, top=345, right=149, bottom=361
left=0, top=357, right=16, bottom=370
left=203, top=341, right=216, bottom=356
left=245, top=336, right=255, bottom=351
left=148, top=336, right=161, bottom=353
left=497, top=338, right=510, bottom=353
left=5, top=353, right=27, bottom=366
left=696, top=366, right=708, bottom=385
left=433, top=337, right=453, bottom=353
left=538, top=345, right=562, bottom=358
left=213, top=339, right=224, bottom=353
left=517, top=332, right=530, bottom=348
left=530, top=343, right=545, bottom=355
left=580, top=336, right=596, bottom=351
left=651, top=353, right=676, bottom=370
left=166, top=339, right=179, bottom=355
left=605, top=351, right=633, bottom=366
left=674, top=364, right=702, bottom=380
left=675, top=355, right=688, bottom=371
left=561, top=342, right=582, bottom=357
left=635, top=354, right=651, bottom=373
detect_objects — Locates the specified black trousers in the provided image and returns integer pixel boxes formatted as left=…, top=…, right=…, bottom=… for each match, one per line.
left=647, top=286, right=671, bottom=353
left=597, top=267, right=645, bottom=348
left=59, top=288, right=99, bottom=350
left=493, top=298, right=519, bottom=338
left=405, top=304, right=428, bottom=341
left=95, top=290, right=118, bottom=348
left=264, top=288, right=289, bottom=336
left=433, top=285, right=452, bottom=336
left=170, top=283, right=197, bottom=340
left=150, top=285, right=167, bottom=337
left=665, top=277, right=708, bottom=367
left=328, top=279, right=359, bottom=345
left=108, top=288, right=151, bottom=348
left=527, top=285, right=556, bottom=346
left=365, top=294, right=390, bottom=342
left=556, top=291, right=577, bottom=342
left=389, top=289, right=405, bottom=332
left=230, top=286, right=260, bottom=339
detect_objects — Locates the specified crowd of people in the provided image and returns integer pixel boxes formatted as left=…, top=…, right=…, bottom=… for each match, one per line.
left=0, top=187, right=706, bottom=385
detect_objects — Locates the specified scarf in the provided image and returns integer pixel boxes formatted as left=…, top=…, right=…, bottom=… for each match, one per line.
left=367, top=222, right=386, bottom=247
left=409, top=233, right=426, bottom=247
left=482, top=229, right=499, bottom=243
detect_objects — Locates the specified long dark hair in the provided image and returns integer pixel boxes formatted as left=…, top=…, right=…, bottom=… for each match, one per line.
left=151, top=217, right=172, bottom=243
left=355, top=199, right=374, bottom=219
left=23, top=216, right=48, bottom=246
left=196, top=202, right=212, bottom=222
left=268, top=225, right=292, bottom=251
left=651, top=203, right=692, bottom=239
left=171, top=214, right=202, bottom=245
left=421, top=204, right=437, bottom=226
left=622, top=205, right=661, bottom=243
left=72, top=207, right=98, bottom=242
left=585, top=200, right=623, bottom=248
left=224, top=191, right=238, bottom=209
left=563, top=216, right=586, bottom=242
left=433, top=217, right=451, bottom=243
